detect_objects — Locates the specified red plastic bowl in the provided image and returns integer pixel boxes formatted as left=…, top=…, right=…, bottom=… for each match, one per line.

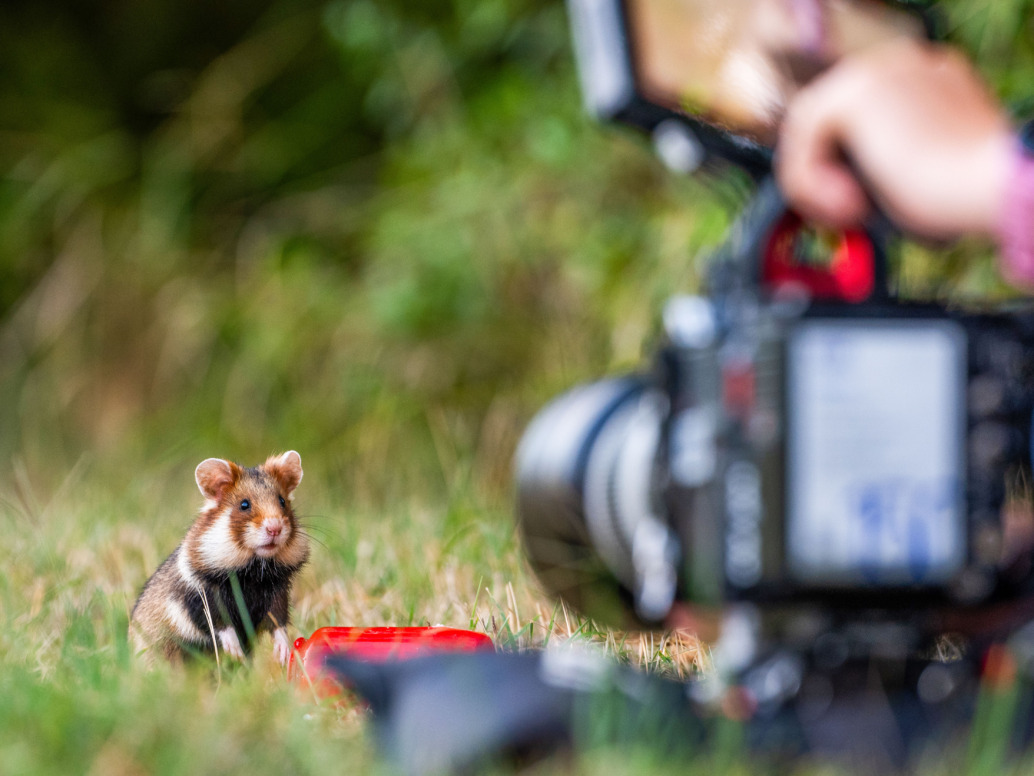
left=289, top=626, right=495, bottom=699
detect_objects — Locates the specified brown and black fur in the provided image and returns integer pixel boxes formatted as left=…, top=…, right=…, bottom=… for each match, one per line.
left=129, top=451, right=310, bottom=665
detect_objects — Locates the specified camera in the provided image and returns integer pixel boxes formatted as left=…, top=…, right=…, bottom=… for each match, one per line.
left=516, top=0, right=1034, bottom=658
left=518, top=181, right=1034, bottom=644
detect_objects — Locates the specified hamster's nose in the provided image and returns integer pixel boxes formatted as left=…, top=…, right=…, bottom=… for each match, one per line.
left=265, top=523, right=282, bottom=539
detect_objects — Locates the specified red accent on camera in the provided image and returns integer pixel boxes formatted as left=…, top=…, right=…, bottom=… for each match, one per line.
left=722, top=361, right=756, bottom=417
left=980, top=643, right=1018, bottom=691
left=762, top=212, right=875, bottom=302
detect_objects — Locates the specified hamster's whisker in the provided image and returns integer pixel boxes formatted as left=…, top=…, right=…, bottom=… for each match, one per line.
left=298, top=529, right=329, bottom=551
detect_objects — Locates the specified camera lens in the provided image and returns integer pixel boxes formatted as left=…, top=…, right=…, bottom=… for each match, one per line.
left=515, top=376, right=671, bottom=626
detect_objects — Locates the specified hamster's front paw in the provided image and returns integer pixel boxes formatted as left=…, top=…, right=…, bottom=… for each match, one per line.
left=218, top=627, right=246, bottom=660
left=273, top=627, right=291, bottom=666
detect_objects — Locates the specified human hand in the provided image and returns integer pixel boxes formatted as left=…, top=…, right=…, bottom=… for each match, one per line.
left=776, top=39, right=1014, bottom=241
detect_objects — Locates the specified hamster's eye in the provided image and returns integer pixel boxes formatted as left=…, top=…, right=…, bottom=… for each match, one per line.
left=278, top=495, right=286, bottom=508
left=240, top=499, right=251, bottom=511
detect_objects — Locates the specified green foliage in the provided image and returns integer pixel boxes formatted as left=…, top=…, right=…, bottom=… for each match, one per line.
left=0, top=0, right=733, bottom=496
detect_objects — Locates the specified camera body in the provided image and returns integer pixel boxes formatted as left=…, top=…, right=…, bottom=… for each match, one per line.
left=516, top=179, right=1034, bottom=647
left=516, top=0, right=1034, bottom=656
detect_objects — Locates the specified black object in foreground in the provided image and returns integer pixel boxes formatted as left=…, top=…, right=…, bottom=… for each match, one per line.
left=325, top=648, right=704, bottom=775
left=325, top=646, right=1034, bottom=775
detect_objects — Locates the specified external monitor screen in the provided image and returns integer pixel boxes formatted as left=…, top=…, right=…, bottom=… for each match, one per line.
left=624, top=0, right=924, bottom=145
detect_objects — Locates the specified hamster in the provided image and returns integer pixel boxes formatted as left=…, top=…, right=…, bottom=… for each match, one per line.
left=129, top=451, right=310, bottom=666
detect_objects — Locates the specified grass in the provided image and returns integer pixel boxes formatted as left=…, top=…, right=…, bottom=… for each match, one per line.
left=9, top=450, right=1028, bottom=776
left=0, top=446, right=713, bottom=775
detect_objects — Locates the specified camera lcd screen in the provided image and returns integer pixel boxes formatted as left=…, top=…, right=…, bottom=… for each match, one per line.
left=785, top=320, right=966, bottom=587
left=623, top=0, right=924, bottom=145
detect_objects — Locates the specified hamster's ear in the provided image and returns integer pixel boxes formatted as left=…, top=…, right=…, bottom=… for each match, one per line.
left=195, top=458, right=240, bottom=502
left=265, top=450, right=303, bottom=497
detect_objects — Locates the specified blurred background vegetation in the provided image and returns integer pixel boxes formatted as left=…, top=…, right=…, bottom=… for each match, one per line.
left=1, top=0, right=1034, bottom=773
left=0, top=0, right=729, bottom=504
left=2, top=0, right=1032, bottom=498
